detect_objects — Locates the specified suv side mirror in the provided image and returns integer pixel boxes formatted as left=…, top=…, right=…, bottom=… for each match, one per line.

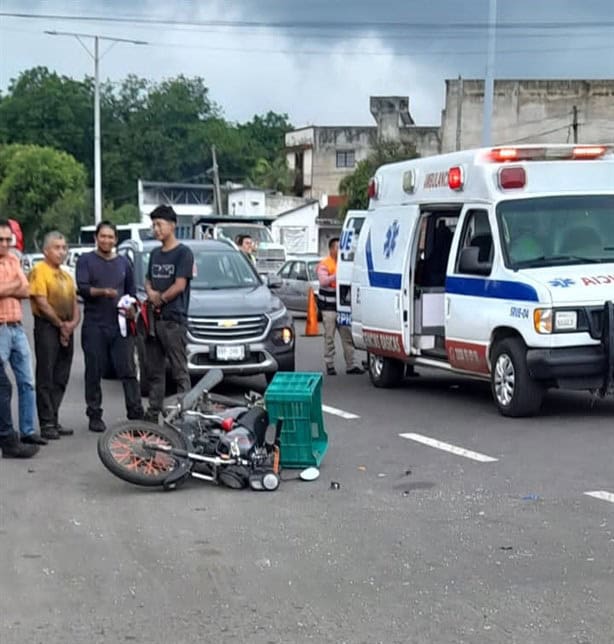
left=458, top=246, right=492, bottom=276
left=267, top=274, right=282, bottom=289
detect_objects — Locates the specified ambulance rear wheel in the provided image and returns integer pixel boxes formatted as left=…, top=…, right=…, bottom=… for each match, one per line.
left=491, top=337, right=544, bottom=417
left=368, top=353, right=404, bottom=388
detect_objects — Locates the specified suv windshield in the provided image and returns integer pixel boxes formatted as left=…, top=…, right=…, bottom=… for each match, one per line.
left=497, top=195, right=614, bottom=268
left=140, top=249, right=260, bottom=290
left=217, top=225, right=273, bottom=243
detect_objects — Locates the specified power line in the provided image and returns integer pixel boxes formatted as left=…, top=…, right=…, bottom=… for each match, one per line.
left=2, top=11, right=614, bottom=32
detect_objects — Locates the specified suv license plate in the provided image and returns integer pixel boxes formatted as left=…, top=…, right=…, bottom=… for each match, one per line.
left=216, top=345, right=245, bottom=361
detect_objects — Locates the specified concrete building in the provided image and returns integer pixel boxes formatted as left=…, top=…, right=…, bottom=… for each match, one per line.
left=441, top=79, right=614, bottom=153
left=285, top=96, right=440, bottom=200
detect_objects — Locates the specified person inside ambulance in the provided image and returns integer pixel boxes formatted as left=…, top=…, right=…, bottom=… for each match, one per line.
left=506, top=211, right=545, bottom=265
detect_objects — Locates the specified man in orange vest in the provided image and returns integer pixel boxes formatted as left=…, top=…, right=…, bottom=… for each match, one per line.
left=316, top=237, right=364, bottom=376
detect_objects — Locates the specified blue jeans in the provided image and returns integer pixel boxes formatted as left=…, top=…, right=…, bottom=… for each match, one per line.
left=0, top=361, right=14, bottom=438
left=0, top=323, right=36, bottom=437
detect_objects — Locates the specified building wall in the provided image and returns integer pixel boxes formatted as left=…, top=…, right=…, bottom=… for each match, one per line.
left=441, top=79, right=614, bottom=152
left=228, top=189, right=266, bottom=217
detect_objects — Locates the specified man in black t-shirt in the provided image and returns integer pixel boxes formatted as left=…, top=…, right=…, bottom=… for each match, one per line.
left=144, top=205, right=194, bottom=421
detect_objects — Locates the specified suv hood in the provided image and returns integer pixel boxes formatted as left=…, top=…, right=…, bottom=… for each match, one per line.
left=189, top=284, right=284, bottom=317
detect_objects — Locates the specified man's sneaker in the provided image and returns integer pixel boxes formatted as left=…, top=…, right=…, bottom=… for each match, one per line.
left=0, top=434, right=39, bottom=458
left=88, top=418, right=106, bottom=433
left=55, top=425, right=74, bottom=436
left=22, top=433, right=48, bottom=445
left=326, top=366, right=337, bottom=376
left=41, top=426, right=61, bottom=440
left=346, top=366, right=365, bottom=375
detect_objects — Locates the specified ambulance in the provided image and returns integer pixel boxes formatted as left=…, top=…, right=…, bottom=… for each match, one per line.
left=336, top=209, right=366, bottom=328
left=350, top=145, right=614, bottom=417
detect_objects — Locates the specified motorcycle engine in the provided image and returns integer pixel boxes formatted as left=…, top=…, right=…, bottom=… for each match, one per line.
left=216, top=426, right=256, bottom=459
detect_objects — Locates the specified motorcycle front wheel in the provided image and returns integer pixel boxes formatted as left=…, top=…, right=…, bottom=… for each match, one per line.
left=97, top=421, right=188, bottom=487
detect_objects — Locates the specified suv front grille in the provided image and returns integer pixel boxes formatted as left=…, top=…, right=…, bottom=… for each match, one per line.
left=188, top=315, right=269, bottom=342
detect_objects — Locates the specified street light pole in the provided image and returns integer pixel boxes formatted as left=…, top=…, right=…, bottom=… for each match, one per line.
left=45, top=31, right=147, bottom=224
left=481, top=0, right=497, bottom=147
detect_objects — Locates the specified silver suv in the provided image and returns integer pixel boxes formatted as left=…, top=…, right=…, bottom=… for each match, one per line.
left=118, top=239, right=295, bottom=386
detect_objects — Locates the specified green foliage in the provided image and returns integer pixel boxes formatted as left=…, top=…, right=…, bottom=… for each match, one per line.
left=107, top=203, right=140, bottom=225
left=0, top=143, right=87, bottom=249
left=0, top=68, right=293, bottom=212
left=339, top=141, right=420, bottom=217
left=248, top=156, right=296, bottom=192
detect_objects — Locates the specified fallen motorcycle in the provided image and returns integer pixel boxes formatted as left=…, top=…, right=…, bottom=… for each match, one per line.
left=97, top=369, right=282, bottom=492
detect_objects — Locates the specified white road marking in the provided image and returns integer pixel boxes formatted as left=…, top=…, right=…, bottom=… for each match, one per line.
left=584, top=490, right=614, bottom=504
left=322, top=404, right=360, bottom=420
left=399, top=432, right=498, bottom=463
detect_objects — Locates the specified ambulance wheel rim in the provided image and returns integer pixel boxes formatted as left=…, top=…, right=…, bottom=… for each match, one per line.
left=369, top=354, right=384, bottom=378
left=494, top=353, right=515, bottom=406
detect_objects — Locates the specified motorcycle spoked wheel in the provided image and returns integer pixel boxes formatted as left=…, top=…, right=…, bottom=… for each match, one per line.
left=97, top=421, right=188, bottom=487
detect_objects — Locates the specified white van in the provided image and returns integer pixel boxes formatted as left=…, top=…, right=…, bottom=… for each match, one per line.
left=351, top=145, right=614, bottom=417
left=336, top=210, right=366, bottom=327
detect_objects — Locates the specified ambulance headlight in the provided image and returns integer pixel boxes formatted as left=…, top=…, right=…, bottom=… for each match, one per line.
left=554, top=310, right=578, bottom=332
left=533, top=308, right=552, bottom=334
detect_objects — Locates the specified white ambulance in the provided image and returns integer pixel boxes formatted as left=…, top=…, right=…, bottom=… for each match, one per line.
left=336, top=209, right=366, bottom=328
left=350, top=145, right=614, bottom=417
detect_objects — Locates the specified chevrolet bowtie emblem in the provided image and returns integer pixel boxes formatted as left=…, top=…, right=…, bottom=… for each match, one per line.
left=218, top=319, right=238, bottom=327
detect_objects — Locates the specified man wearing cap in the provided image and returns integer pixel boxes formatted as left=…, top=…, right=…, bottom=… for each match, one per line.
left=144, top=205, right=194, bottom=423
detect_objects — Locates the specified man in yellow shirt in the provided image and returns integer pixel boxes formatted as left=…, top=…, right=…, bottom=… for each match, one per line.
left=29, top=231, right=80, bottom=440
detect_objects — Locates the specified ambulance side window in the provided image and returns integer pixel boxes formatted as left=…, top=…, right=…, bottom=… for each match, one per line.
left=455, top=210, right=493, bottom=275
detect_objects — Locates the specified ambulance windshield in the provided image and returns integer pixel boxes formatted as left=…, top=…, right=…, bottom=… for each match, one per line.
left=497, top=195, right=614, bottom=268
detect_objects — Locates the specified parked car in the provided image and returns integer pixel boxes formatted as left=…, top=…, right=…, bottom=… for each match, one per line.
left=275, top=255, right=321, bottom=313
left=117, top=238, right=295, bottom=389
left=20, top=252, right=45, bottom=274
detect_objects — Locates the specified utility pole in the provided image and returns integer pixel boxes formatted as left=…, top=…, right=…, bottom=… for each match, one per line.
left=45, top=31, right=147, bottom=224
left=481, top=0, right=497, bottom=146
left=572, top=106, right=579, bottom=144
left=211, top=145, right=223, bottom=215
left=455, top=75, right=464, bottom=151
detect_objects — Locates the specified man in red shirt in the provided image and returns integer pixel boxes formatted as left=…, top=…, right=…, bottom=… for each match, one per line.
left=0, top=219, right=41, bottom=458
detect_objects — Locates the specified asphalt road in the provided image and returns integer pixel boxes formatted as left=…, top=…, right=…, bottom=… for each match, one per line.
left=1, top=312, right=613, bottom=644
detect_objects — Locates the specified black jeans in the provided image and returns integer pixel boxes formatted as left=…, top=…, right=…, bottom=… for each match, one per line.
left=33, top=316, right=74, bottom=429
left=145, top=319, right=190, bottom=412
left=81, top=323, right=143, bottom=420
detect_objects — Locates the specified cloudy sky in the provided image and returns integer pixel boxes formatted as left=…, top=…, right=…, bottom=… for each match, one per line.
left=1, top=1, right=613, bottom=127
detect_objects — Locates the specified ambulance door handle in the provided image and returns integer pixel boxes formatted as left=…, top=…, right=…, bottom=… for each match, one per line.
left=394, top=294, right=400, bottom=312
left=445, top=296, right=451, bottom=318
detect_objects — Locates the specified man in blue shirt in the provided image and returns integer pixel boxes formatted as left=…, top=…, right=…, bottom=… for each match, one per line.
left=144, top=205, right=194, bottom=422
left=76, top=221, right=144, bottom=432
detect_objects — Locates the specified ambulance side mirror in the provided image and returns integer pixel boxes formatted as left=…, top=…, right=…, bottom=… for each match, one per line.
left=458, top=246, right=492, bottom=276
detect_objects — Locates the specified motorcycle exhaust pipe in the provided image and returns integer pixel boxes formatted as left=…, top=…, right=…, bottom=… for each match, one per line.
left=142, top=441, right=237, bottom=466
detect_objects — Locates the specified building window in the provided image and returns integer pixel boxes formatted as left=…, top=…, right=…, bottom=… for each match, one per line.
left=336, top=150, right=355, bottom=168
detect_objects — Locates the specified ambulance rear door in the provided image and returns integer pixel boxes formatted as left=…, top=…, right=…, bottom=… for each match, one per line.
left=359, top=205, right=418, bottom=359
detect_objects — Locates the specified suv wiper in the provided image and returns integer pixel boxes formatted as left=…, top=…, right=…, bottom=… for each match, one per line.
left=513, top=255, right=602, bottom=269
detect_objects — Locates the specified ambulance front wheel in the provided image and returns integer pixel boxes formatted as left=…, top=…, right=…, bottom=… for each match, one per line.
left=491, top=337, right=544, bottom=417
left=368, top=353, right=404, bottom=388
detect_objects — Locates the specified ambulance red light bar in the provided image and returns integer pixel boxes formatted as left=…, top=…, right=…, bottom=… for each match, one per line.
left=448, top=166, right=464, bottom=191
left=498, top=166, right=526, bottom=190
left=367, top=177, right=378, bottom=199
left=487, top=145, right=609, bottom=163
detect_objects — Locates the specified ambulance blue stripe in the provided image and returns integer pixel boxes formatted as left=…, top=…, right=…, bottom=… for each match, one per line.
left=366, top=232, right=402, bottom=289
left=445, top=276, right=539, bottom=301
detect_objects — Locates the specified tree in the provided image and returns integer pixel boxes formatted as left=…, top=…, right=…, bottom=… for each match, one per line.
left=248, top=156, right=296, bottom=192
left=339, top=141, right=420, bottom=217
left=0, top=144, right=87, bottom=248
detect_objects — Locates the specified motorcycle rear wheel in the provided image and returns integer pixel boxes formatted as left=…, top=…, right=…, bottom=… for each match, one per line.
left=97, top=421, right=188, bottom=487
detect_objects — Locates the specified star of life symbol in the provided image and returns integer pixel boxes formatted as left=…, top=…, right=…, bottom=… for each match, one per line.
left=549, top=277, right=575, bottom=288
left=384, top=221, right=400, bottom=259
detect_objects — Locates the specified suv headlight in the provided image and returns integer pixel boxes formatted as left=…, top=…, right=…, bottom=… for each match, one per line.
left=268, top=305, right=287, bottom=321
left=534, top=308, right=578, bottom=334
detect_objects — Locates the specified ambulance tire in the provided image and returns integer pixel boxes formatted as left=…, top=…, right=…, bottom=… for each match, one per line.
left=491, top=337, right=544, bottom=417
left=367, top=353, right=404, bottom=388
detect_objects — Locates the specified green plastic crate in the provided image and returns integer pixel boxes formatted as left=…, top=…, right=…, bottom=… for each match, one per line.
left=265, top=372, right=328, bottom=469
